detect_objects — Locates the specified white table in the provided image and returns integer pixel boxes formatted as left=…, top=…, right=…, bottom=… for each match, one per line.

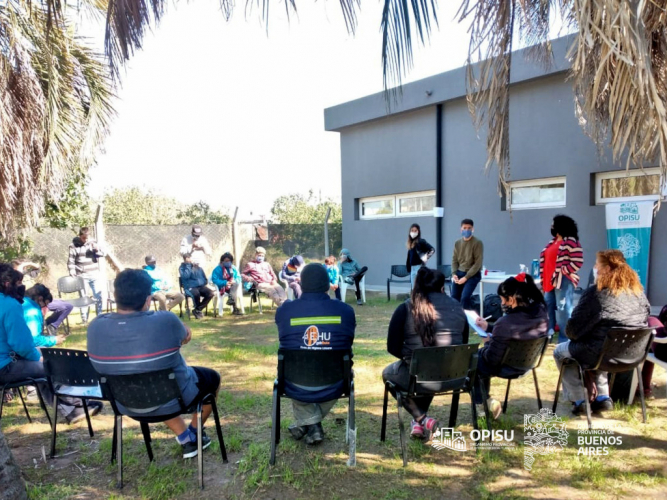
left=478, top=274, right=541, bottom=317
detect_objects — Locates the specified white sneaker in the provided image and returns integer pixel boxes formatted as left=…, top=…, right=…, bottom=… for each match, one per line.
left=487, top=398, right=502, bottom=420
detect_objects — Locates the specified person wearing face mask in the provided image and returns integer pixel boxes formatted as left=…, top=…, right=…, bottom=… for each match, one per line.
left=406, top=224, right=435, bottom=288
left=474, top=273, right=548, bottom=420
left=179, top=225, right=212, bottom=268
left=179, top=253, right=214, bottom=319
left=144, top=256, right=185, bottom=312
left=451, top=219, right=483, bottom=309
left=539, top=215, right=583, bottom=343
left=22, top=284, right=67, bottom=347
left=241, top=247, right=287, bottom=307
left=338, top=249, right=368, bottom=305
left=211, top=252, right=244, bottom=315
left=280, top=255, right=306, bottom=299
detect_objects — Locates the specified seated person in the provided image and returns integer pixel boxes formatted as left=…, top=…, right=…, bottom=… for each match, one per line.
left=22, top=284, right=66, bottom=347
left=211, top=252, right=243, bottom=315
left=553, top=250, right=650, bottom=415
left=12, top=260, right=73, bottom=335
left=0, top=264, right=102, bottom=424
left=383, top=267, right=468, bottom=439
left=143, top=256, right=185, bottom=312
left=242, top=247, right=287, bottom=307
left=279, top=255, right=305, bottom=299
left=87, top=269, right=221, bottom=459
left=338, top=249, right=368, bottom=306
left=179, top=254, right=214, bottom=319
left=324, top=255, right=340, bottom=300
left=275, top=264, right=355, bottom=445
left=474, top=273, right=548, bottom=419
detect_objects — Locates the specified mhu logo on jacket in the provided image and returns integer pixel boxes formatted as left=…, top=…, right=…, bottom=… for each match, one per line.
left=290, top=316, right=341, bottom=349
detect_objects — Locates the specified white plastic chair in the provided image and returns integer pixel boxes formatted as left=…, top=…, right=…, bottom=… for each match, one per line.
left=629, top=335, right=667, bottom=404
left=212, top=282, right=246, bottom=316
left=339, top=275, right=366, bottom=304
left=279, top=276, right=295, bottom=301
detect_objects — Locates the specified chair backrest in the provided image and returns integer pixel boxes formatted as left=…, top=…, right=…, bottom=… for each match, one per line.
left=595, top=327, right=654, bottom=372
left=390, top=265, right=410, bottom=279
left=42, top=348, right=101, bottom=388
left=500, top=336, right=549, bottom=371
left=57, top=276, right=85, bottom=296
left=437, top=265, right=452, bottom=280
left=277, top=348, right=352, bottom=396
left=408, top=344, right=479, bottom=394
left=99, top=369, right=185, bottom=414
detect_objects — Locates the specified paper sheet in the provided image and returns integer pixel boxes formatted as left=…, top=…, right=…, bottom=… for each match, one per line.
left=464, top=310, right=488, bottom=338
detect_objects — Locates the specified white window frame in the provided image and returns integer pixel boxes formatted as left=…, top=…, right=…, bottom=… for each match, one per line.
left=595, top=167, right=666, bottom=205
left=359, top=190, right=436, bottom=220
left=508, top=176, right=567, bottom=210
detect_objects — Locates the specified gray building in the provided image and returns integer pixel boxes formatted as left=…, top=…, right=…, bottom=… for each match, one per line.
left=324, top=36, right=666, bottom=307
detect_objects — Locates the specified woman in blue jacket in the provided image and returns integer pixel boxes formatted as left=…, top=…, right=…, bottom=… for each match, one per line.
left=22, top=284, right=66, bottom=347
left=211, top=253, right=244, bottom=315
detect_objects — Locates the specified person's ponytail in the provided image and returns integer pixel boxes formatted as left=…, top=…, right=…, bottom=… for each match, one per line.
left=498, top=273, right=545, bottom=307
left=410, top=267, right=446, bottom=346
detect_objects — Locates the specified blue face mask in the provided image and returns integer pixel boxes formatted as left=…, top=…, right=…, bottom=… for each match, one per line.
left=461, top=229, right=473, bottom=239
left=256, top=255, right=265, bottom=263
left=223, top=261, right=232, bottom=269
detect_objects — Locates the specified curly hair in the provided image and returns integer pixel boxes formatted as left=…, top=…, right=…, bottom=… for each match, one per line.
left=552, top=215, right=579, bottom=240
left=596, top=250, right=643, bottom=296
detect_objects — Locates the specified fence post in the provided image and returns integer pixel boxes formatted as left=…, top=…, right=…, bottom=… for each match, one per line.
left=94, top=204, right=107, bottom=309
left=232, top=206, right=239, bottom=262
left=324, top=207, right=331, bottom=258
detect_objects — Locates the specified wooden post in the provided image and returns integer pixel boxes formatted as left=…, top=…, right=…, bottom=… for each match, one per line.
left=324, top=207, right=331, bottom=258
left=232, top=207, right=240, bottom=262
left=94, top=204, right=107, bottom=309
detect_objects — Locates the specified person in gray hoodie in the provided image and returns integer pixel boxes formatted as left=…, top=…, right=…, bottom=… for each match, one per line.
left=338, top=249, right=368, bottom=306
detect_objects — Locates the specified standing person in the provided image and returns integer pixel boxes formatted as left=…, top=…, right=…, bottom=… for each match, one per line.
left=211, top=253, right=244, bottom=315
left=405, top=224, right=435, bottom=288
left=553, top=250, right=649, bottom=415
left=241, top=247, right=287, bottom=308
left=280, top=255, right=305, bottom=299
left=338, top=249, right=368, bottom=306
left=67, top=227, right=105, bottom=321
left=451, top=219, right=483, bottom=310
left=179, top=225, right=212, bottom=268
left=11, top=260, right=73, bottom=335
left=143, top=256, right=185, bottom=312
left=324, top=256, right=340, bottom=300
left=22, top=284, right=66, bottom=347
left=540, top=215, right=583, bottom=343
left=382, top=267, right=468, bottom=439
left=179, top=254, right=214, bottom=319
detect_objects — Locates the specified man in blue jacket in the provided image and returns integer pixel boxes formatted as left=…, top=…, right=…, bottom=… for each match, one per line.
left=179, top=254, right=213, bottom=319
left=275, top=263, right=356, bottom=445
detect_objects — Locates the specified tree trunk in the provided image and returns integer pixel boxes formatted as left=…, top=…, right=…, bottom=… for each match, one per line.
left=0, top=428, right=27, bottom=500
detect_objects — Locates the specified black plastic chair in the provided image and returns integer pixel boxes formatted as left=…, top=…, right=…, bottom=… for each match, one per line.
left=57, top=276, right=97, bottom=332
left=387, top=265, right=410, bottom=301
left=0, top=378, right=52, bottom=428
left=99, top=369, right=228, bottom=489
left=247, top=283, right=274, bottom=314
left=553, top=327, right=654, bottom=429
left=270, top=349, right=355, bottom=466
left=179, top=278, right=216, bottom=320
left=380, top=344, right=481, bottom=466
left=42, top=348, right=105, bottom=457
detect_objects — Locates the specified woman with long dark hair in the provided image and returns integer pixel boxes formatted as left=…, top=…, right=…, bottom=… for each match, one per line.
left=382, top=267, right=468, bottom=439
left=474, top=273, right=548, bottom=419
left=406, top=223, right=435, bottom=288
left=540, top=214, right=583, bottom=343
left=553, top=250, right=649, bottom=416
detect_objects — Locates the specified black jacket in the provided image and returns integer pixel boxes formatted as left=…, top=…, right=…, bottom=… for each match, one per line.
left=406, top=239, right=435, bottom=271
left=566, top=286, right=650, bottom=368
left=479, top=302, right=548, bottom=373
left=387, top=293, right=468, bottom=361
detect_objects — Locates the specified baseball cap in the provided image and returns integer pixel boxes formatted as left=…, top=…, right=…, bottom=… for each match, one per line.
left=192, top=225, right=203, bottom=237
left=145, top=255, right=156, bottom=265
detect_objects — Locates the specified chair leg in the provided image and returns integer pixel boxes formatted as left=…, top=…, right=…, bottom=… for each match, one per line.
left=579, top=367, right=593, bottom=430
left=17, top=386, right=31, bottom=423
left=116, top=415, right=123, bottom=489
left=140, top=421, right=153, bottom=462
left=469, top=391, right=479, bottom=431
left=347, top=382, right=356, bottom=466
left=609, top=372, right=617, bottom=395
left=82, top=400, right=94, bottom=438
left=503, top=380, right=511, bottom=414
left=552, top=364, right=566, bottom=413
left=270, top=388, right=280, bottom=466
left=480, top=384, right=492, bottom=431
left=35, top=385, right=52, bottom=429
left=449, top=392, right=459, bottom=428
left=532, top=369, right=543, bottom=411
left=50, top=396, right=59, bottom=458
left=0, top=386, right=5, bottom=419
left=636, top=366, right=648, bottom=423
left=380, top=384, right=389, bottom=442
left=197, top=405, right=204, bottom=490
left=209, top=397, right=227, bottom=463
left=396, top=393, right=407, bottom=467
left=111, top=420, right=117, bottom=464
left=387, top=281, right=390, bottom=301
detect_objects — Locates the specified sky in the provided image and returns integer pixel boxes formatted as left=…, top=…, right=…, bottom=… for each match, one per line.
left=84, top=2, right=476, bottom=217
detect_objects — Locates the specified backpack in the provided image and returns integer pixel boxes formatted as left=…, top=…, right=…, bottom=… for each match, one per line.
left=483, top=294, right=503, bottom=322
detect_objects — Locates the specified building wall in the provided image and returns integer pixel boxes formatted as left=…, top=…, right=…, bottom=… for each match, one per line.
left=338, top=74, right=667, bottom=306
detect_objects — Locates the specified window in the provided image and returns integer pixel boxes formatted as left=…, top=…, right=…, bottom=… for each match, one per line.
left=508, top=177, right=566, bottom=210
left=359, top=191, right=436, bottom=220
left=595, top=168, right=666, bottom=204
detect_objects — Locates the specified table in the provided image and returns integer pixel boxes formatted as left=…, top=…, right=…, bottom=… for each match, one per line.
left=478, top=274, right=541, bottom=317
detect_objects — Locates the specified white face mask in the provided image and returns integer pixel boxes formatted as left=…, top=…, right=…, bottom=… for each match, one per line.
left=410, top=232, right=419, bottom=239
left=340, top=255, right=347, bottom=262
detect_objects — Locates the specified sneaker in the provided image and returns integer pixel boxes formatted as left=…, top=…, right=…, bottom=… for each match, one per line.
left=591, top=397, right=614, bottom=413
left=304, top=423, right=324, bottom=445
left=356, top=299, right=363, bottom=306
left=87, top=400, right=104, bottom=417
left=410, top=420, right=425, bottom=439
left=288, top=424, right=307, bottom=440
left=344, top=277, right=354, bottom=285
left=192, top=309, right=203, bottom=319
left=232, top=309, right=244, bottom=316
left=487, top=398, right=502, bottom=420
left=26, top=386, right=38, bottom=402
left=66, top=401, right=104, bottom=424
left=226, top=297, right=235, bottom=306
left=46, top=324, right=58, bottom=336
left=421, top=416, right=439, bottom=439
left=181, top=432, right=212, bottom=459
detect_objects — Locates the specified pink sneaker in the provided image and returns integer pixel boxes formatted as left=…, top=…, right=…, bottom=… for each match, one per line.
left=421, top=416, right=439, bottom=439
left=410, top=420, right=424, bottom=439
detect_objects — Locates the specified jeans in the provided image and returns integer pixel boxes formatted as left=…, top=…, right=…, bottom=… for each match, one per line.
left=450, top=271, right=482, bottom=310
left=409, top=266, right=422, bottom=289
left=291, top=399, right=337, bottom=426
left=257, top=283, right=287, bottom=307
left=553, top=341, right=609, bottom=402
left=45, top=300, right=73, bottom=329
left=81, top=277, right=102, bottom=322
left=288, top=282, right=302, bottom=299
left=545, top=278, right=574, bottom=343
left=473, top=350, right=527, bottom=404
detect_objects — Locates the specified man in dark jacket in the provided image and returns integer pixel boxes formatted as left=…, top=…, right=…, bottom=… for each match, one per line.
left=275, top=263, right=356, bottom=445
left=179, top=254, right=213, bottom=319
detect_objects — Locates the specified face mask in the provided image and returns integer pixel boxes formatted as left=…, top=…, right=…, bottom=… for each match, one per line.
left=593, top=267, right=598, bottom=282
left=410, top=231, right=419, bottom=239
left=551, top=227, right=557, bottom=238
left=256, top=255, right=265, bottom=263
left=461, top=229, right=473, bottom=238
left=223, top=262, right=232, bottom=269
left=340, top=255, right=347, bottom=262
